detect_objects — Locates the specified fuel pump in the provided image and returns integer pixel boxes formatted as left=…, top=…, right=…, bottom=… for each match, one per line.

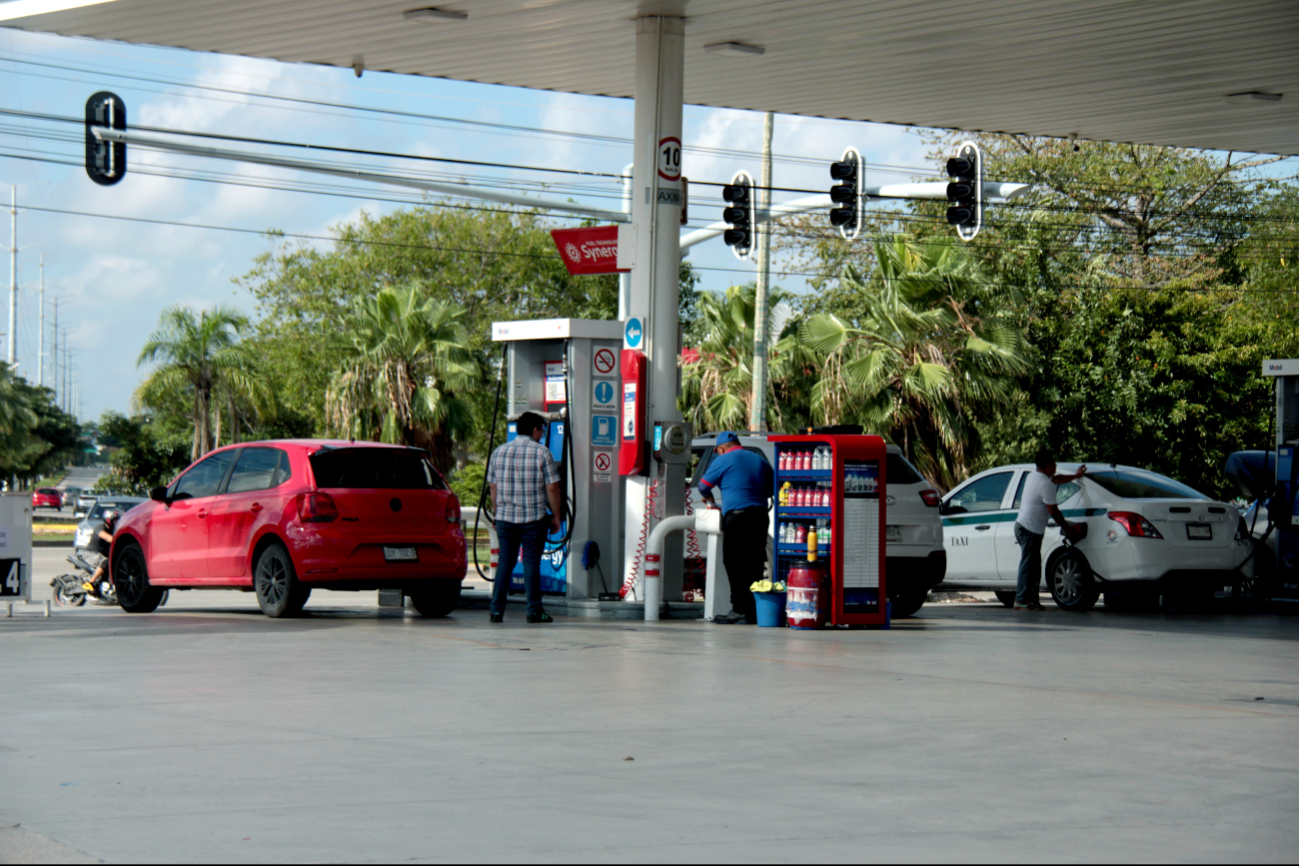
left=488, top=319, right=625, bottom=601
left=1259, top=359, right=1299, bottom=600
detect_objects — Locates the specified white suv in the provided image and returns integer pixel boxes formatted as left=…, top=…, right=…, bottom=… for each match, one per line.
left=688, top=432, right=945, bottom=617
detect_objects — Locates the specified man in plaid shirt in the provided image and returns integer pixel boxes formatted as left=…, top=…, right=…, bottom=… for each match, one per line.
left=487, top=412, right=563, bottom=623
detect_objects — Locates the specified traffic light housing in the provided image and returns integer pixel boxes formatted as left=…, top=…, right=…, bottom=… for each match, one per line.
left=85, top=91, right=127, bottom=186
left=722, top=171, right=754, bottom=260
left=945, top=141, right=981, bottom=241
left=828, top=147, right=863, bottom=241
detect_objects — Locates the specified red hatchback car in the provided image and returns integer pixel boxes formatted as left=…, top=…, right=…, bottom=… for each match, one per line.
left=111, top=440, right=466, bottom=618
left=32, top=487, right=63, bottom=510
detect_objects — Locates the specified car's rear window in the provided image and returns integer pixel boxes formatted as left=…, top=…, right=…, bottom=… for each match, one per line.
left=310, top=447, right=447, bottom=490
left=37, top=488, right=59, bottom=495
left=886, top=454, right=925, bottom=485
left=90, top=501, right=138, bottom=519
left=1087, top=469, right=1206, bottom=500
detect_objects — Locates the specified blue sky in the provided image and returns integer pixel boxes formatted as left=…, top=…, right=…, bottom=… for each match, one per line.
left=0, top=26, right=941, bottom=421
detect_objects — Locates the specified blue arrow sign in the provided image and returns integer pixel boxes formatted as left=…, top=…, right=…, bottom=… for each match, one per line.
left=625, top=317, right=643, bottom=348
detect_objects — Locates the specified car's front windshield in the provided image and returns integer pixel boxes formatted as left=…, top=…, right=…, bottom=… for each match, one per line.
left=1087, top=468, right=1207, bottom=500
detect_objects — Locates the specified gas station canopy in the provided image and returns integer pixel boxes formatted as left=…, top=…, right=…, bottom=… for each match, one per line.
left=5, top=0, right=1298, bottom=155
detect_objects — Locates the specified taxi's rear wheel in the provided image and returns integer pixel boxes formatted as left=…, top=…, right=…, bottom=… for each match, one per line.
left=254, top=543, right=310, bottom=618
left=409, top=580, right=461, bottom=618
left=1048, top=551, right=1099, bottom=612
left=114, top=543, right=165, bottom=613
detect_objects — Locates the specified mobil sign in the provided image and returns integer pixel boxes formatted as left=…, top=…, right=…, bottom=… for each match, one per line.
left=551, top=225, right=631, bottom=276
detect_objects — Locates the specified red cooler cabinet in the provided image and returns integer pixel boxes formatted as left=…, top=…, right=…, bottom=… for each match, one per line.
left=770, top=434, right=888, bottom=627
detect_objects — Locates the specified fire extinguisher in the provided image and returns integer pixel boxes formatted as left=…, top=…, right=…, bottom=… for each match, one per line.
left=786, top=530, right=826, bottom=629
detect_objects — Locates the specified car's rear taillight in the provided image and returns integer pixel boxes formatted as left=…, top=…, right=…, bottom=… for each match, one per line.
left=1107, top=511, right=1163, bottom=539
left=446, top=496, right=462, bottom=524
left=919, top=489, right=941, bottom=507
left=298, top=492, right=338, bottom=523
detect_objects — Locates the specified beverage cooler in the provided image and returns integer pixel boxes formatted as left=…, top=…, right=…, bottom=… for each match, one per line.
left=770, top=434, right=888, bottom=627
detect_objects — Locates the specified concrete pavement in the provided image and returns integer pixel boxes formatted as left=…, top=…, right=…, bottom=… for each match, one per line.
left=2, top=587, right=1296, bottom=863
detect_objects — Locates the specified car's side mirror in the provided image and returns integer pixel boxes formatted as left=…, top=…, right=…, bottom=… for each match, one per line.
left=149, top=486, right=168, bottom=503
left=940, top=501, right=964, bottom=516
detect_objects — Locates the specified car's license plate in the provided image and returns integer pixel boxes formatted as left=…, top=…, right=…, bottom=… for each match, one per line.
left=886, top=525, right=903, bottom=542
left=1186, top=524, right=1212, bottom=540
left=383, top=546, right=418, bottom=562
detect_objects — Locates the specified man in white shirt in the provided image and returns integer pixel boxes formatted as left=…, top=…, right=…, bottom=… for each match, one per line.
left=1014, top=449, right=1086, bottom=611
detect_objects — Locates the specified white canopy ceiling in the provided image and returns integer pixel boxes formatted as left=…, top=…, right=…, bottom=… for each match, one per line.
left=7, top=0, right=1298, bottom=154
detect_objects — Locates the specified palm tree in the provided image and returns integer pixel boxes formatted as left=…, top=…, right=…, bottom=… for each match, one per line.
left=0, top=364, right=39, bottom=485
left=798, top=236, right=1030, bottom=489
left=137, top=306, right=265, bottom=461
left=325, top=284, right=478, bottom=472
left=679, top=283, right=813, bottom=433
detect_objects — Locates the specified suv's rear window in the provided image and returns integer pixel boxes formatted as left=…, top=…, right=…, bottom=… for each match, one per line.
left=310, top=447, right=447, bottom=490
left=1087, top=469, right=1206, bottom=500
left=886, top=454, right=925, bottom=485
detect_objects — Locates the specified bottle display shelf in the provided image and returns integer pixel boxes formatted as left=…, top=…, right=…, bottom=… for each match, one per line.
left=777, top=543, right=831, bottom=553
left=777, top=506, right=831, bottom=516
left=776, top=469, right=832, bottom=479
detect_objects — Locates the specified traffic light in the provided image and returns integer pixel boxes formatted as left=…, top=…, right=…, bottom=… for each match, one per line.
left=828, top=147, right=863, bottom=241
left=85, top=91, right=127, bottom=186
left=945, top=141, right=981, bottom=241
left=721, top=171, right=754, bottom=260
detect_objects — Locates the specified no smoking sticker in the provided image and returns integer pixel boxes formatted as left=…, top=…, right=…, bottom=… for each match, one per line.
left=593, top=347, right=617, bottom=376
left=593, top=451, right=613, bottom=483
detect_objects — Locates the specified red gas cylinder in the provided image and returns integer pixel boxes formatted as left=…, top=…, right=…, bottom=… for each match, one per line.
left=786, top=561, right=825, bottom=629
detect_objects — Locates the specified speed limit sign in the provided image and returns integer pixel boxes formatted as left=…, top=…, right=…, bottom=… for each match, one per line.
left=657, top=136, right=681, bottom=181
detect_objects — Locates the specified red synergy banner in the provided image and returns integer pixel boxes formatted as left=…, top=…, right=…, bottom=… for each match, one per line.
left=551, top=225, right=628, bottom=275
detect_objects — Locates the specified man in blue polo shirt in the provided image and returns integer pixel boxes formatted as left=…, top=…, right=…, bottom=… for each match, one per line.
left=698, top=432, right=774, bottom=625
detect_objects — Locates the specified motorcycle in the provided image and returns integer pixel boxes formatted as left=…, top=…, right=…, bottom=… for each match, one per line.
left=50, top=553, right=168, bottom=609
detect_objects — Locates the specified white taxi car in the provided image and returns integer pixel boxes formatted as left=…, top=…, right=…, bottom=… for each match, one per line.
left=940, top=463, right=1253, bottom=611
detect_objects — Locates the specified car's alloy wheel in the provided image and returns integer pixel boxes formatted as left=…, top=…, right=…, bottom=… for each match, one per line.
left=254, top=543, right=310, bottom=618
left=114, top=544, right=165, bottom=613
left=1048, top=552, right=1099, bottom=612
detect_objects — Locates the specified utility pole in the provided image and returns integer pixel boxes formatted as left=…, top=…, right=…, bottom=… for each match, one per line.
left=62, top=331, right=70, bottom=413
left=37, top=256, right=44, bottom=387
left=51, top=299, right=59, bottom=405
left=748, top=111, right=775, bottom=432
left=7, top=185, right=15, bottom=368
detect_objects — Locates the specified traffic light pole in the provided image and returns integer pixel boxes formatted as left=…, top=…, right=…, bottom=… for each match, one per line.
left=679, top=181, right=1030, bottom=252
left=748, top=111, right=774, bottom=432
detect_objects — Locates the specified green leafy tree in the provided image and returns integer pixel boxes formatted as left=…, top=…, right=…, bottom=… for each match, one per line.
left=0, top=365, right=39, bottom=476
left=679, top=283, right=812, bottom=433
left=92, top=411, right=191, bottom=496
left=798, top=237, right=1029, bottom=489
left=326, top=284, right=479, bottom=473
left=136, top=305, right=267, bottom=461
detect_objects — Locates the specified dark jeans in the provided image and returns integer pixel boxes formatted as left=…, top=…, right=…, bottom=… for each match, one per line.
left=1015, top=522, right=1044, bottom=605
left=492, top=517, right=550, bottom=616
left=723, top=506, right=769, bottom=623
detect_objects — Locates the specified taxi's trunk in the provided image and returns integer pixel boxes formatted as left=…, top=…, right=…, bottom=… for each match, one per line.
left=308, top=446, right=454, bottom=538
left=1140, top=499, right=1235, bottom=549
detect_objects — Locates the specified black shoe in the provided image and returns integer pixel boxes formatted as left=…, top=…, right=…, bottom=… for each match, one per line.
left=526, top=612, right=553, bottom=624
left=714, top=611, right=746, bottom=624
left=489, top=613, right=504, bottom=623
